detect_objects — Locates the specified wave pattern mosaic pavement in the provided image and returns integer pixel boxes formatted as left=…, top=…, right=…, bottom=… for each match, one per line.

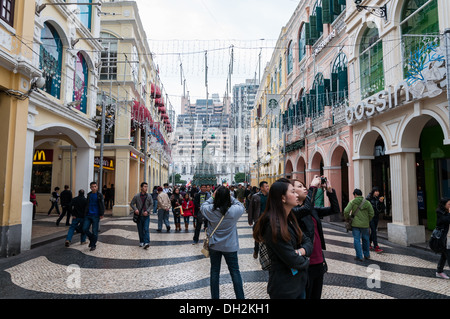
left=0, top=214, right=449, bottom=299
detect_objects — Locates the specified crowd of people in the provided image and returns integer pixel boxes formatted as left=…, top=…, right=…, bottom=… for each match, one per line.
left=32, top=177, right=450, bottom=299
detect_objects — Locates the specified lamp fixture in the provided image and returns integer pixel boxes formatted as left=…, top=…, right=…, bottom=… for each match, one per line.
left=354, top=0, right=387, bottom=21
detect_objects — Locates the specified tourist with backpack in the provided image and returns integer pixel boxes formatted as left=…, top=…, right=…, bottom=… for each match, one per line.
left=344, top=189, right=374, bottom=262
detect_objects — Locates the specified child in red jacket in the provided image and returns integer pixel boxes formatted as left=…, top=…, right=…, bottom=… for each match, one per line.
left=182, top=193, right=194, bottom=232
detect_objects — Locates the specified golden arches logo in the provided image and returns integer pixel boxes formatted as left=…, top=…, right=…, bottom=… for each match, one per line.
left=34, top=150, right=46, bottom=162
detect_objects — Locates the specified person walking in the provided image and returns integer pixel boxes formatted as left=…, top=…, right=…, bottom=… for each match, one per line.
left=344, top=189, right=374, bottom=261
left=253, top=180, right=312, bottom=299
left=156, top=186, right=171, bottom=232
left=171, top=188, right=183, bottom=232
left=30, top=189, right=38, bottom=220
left=201, top=186, right=245, bottom=299
left=130, top=182, right=153, bottom=249
left=436, top=198, right=450, bottom=279
left=65, top=189, right=87, bottom=247
left=182, top=193, right=194, bottom=232
left=291, top=176, right=340, bottom=299
left=193, top=185, right=211, bottom=244
left=56, top=185, right=73, bottom=226
left=47, top=187, right=61, bottom=216
left=82, top=182, right=105, bottom=251
left=248, top=181, right=269, bottom=259
left=151, top=186, right=158, bottom=214
left=367, top=186, right=385, bottom=253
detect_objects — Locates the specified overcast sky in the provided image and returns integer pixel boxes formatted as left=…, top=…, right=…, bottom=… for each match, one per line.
left=134, top=0, right=300, bottom=114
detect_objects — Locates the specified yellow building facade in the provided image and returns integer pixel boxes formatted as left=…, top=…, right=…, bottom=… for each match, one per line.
left=0, top=0, right=103, bottom=257
left=251, top=29, right=289, bottom=186
left=98, top=0, right=172, bottom=216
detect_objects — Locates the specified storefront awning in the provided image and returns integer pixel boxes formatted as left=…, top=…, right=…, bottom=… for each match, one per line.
left=132, top=101, right=152, bottom=124
left=151, top=83, right=162, bottom=99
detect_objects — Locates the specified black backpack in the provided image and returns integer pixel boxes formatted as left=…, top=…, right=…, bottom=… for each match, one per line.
left=429, top=227, right=446, bottom=253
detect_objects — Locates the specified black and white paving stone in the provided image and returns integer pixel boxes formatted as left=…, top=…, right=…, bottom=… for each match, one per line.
left=0, top=213, right=448, bottom=299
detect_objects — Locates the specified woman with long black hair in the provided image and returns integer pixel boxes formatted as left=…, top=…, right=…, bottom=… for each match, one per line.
left=201, top=186, right=245, bottom=299
left=253, top=180, right=312, bottom=299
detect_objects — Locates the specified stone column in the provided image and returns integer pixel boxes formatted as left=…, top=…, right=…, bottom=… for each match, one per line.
left=75, top=147, right=95, bottom=194
left=21, top=106, right=39, bottom=252
left=112, top=149, right=131, bottom=217
left=352, top=157, right=373, bottom=196
left=387, top=151, right=425, bottom=246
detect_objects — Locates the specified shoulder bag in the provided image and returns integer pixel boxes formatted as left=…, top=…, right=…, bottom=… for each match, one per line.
left=133, top=194, right=148, bottom=223
left=345, top=198, right=366, bottom=232
left=429, top=227, right=446, bottom=253
left=201, top=214, right=225, bottom=258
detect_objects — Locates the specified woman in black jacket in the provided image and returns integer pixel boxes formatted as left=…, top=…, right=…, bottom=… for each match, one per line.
left=291, top=176, right=340, bottom=299
left=253, top=180, right=312, bottom=299
left=436, top=198, right=450, bottom=279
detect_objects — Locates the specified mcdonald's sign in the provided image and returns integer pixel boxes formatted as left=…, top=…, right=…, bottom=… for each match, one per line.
left=33, top=150, right=54, bottom=165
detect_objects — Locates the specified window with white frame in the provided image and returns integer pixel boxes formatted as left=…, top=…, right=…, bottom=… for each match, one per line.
left=100, top=32, right=118, bottom=80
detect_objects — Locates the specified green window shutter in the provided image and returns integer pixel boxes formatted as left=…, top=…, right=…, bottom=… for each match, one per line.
left=309, top=16, right=318, bottom=42
left=333, top=0, right=341, bottom=15
left=305, top=22, right=311, bottom=45
left=301, top=96, right=307, bottom=119
left=309, top=89, right=316, bottom=116
left=324, top=78, right=331, bottom=106
left=339, top=0, right=346, bottom=5
left=316, top=7, right=323, bottom=33
left=322, top=0, right=332, bottom=24
left=338, top=67, right=348, bottom=100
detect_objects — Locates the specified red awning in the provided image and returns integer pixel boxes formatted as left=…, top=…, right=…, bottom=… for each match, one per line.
left=151, top=83, right=161, bottom=99
left=155, top=97, right=165, bottom=107
left=158, top=106, right=166, bottom=114
left=132, top=101, right=152, bottom=124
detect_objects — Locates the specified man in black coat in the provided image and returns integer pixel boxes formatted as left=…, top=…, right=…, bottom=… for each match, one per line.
left=65, top=189, right=87, bottom=247
left=57, top=185, right=73, bottom=226
left=292, top=177, right=340, bottom=299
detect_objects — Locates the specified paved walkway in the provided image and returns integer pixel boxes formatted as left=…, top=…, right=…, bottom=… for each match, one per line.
left=0, top=212, right=448, bottom=299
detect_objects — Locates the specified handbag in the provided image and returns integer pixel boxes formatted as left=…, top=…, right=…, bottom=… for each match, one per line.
left=173, top=205, right=183, bottom=217
left=258, top=242, right=271, bottom=271
left=201, top=215, right=225, bottom=258
left=429, top=227, right=446, bottom=253
left=133, top=194, right=148, bottom=223
left=345, top=198, right=366, bottom=232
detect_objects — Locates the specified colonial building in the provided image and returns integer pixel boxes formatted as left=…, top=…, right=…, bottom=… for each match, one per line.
left=346, top=0, right=449, bottom=246
left=98, top=0, right=173, bottom=216
left=251, top=0, right=354, bottom=216
left=0, top=0, right=103, bottom=257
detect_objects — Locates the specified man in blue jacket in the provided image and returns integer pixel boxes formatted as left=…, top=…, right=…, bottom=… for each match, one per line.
left=83, top=182, right=105, bottom=251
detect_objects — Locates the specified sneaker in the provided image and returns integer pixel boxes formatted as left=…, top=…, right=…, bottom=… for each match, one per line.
left=374, top=246, right=383, bottom=253
left=90, top=246, right=96, bottom=251
left=144, top=243, right=150, bottom=250
left=139, top=243, right=144, bottom=247
left=436, top=272, right=450, bottom=279
left=65, top=240, right=70, bottom=247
